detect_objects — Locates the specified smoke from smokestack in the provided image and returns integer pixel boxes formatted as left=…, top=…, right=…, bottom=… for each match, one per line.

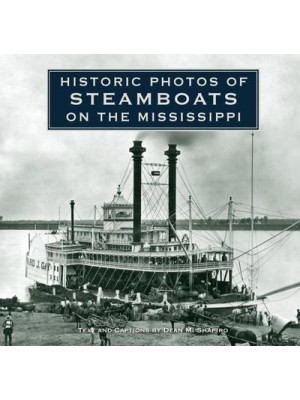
left=135, top=130, right=217, bottom=147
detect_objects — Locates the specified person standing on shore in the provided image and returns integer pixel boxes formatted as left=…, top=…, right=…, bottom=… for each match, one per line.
left=161, top=301, right=170, bottom=323
left=258, top=311, right=263, bottom=326
left=89, top=324, right=95, bottom=346
left=2, top=315, right=14, bottom=346
left=264, top=311, right=271, bottom=326
left=99, top=329, right=111, bottom=346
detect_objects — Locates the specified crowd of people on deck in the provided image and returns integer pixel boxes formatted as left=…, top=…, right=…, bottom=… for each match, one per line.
left=232, top=284, right=252, bottom=296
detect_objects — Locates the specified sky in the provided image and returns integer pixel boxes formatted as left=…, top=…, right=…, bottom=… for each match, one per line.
left=1, top=54, right=300, bottom=221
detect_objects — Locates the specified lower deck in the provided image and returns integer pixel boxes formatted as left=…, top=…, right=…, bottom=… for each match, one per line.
left=26, top=258, right=233, bottom=300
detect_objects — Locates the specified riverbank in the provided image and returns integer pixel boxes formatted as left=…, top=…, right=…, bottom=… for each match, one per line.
left=0, top=222, right=59, bottom=230
left=1, top=219, right=300, bottom=230
left=0, top=312, right=279, bottom=346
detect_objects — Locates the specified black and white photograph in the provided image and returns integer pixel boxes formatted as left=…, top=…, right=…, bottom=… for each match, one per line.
left=1, top=54, right=300, bottom=348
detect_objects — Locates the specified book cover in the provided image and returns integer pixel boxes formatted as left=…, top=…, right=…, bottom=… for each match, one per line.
left=0, top=55, right=299, bottom=347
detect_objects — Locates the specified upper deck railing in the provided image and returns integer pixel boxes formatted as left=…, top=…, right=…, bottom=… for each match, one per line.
left=54, top=257, right=232, bottom=273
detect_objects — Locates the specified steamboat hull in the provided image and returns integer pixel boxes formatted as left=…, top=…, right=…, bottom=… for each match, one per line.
left=28, top=286, right=97, bottom=303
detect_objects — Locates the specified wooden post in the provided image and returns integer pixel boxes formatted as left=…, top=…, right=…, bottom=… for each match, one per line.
left=229, top=270, right=232, bottom=292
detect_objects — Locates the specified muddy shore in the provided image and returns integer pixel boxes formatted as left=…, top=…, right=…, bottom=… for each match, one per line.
left=0, top=312, right=287, bottom=346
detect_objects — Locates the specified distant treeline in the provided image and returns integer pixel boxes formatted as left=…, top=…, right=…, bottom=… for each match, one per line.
left=176, top=217, right=300, bottom=231
left=0, top=221, right=60, bottom=230
left=1, top=217, right=300, bottom=230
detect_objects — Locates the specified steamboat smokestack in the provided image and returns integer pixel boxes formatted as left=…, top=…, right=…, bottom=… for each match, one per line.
left=165, top=144, right=180, bottom=241
left=70, top=200, right=75, bottom=243
left=130, top=141, right=146, bottom=243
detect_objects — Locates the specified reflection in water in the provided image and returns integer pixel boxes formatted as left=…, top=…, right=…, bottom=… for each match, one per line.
left=0, top=229, right=300, bottom=319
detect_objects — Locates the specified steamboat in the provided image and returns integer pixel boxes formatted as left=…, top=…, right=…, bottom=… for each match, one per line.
left=25, top=141, right=259, bottom=314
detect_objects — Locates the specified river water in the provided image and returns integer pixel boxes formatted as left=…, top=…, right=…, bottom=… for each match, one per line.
left=0, top=229, right=299, bottom=320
